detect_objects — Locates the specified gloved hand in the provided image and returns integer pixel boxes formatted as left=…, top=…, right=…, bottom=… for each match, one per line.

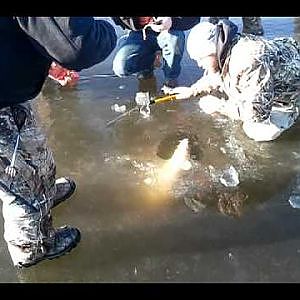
left=198, top=95, right=241, bottom=119
left=163, top=86, right=195, bottom=100
left=149, top=17, right=172, bottom=32
left=48, top=62, right=79, bottom=87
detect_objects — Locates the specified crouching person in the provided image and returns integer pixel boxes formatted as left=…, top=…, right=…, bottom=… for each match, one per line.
left=0, top=17, right=117, bottom=268
left=170, top=20, right=300, bottom=142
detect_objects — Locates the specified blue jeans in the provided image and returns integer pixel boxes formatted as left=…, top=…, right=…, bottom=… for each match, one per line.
left=113, top=29, right=185, bottom=81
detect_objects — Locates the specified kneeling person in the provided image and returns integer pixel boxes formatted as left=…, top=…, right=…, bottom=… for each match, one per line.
left=171, top=20, right=300, bottom=142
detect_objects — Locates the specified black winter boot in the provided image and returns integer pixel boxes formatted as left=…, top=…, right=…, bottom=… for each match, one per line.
left=51, top=177, right=76, bottom=208
left=18, top=226, right=81, bottom=268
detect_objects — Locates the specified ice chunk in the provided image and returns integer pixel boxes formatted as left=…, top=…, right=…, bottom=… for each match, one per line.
left=111, top=104, right=126, bottom=113
left=220, top=165, right=239, bottom=187
left=288, top=194, right=300, bottom=209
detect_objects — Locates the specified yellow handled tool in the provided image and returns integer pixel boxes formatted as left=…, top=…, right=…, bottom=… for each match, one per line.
left=150, top=94, right=178, bottom=105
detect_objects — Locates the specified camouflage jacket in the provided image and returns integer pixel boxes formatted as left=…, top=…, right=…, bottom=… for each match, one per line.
left=221, top=35, right=300, bottom=122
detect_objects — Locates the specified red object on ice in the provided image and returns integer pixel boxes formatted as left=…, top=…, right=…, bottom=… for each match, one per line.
left=48, top=62, right=80, bottom=86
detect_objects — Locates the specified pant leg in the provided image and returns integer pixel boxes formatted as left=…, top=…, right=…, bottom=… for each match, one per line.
left=0, top=99, right=57, bottom=266
left=157, top=30, right=185, bottom=81
left=112, top=30, right=160, bottom=78
left=294, top=17, right=300, bottom=44
left=242, top=17, right=264, bottom=35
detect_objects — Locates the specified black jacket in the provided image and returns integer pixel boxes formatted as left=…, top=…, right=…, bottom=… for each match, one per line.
left=112, top=17, right=200, bottom=32
left=0, top=17, right=117, bottom=108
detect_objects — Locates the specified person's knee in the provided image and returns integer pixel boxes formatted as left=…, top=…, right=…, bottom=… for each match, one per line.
left=112, top=62, right=125, bottom=77
left=242, top=120, right=283, bottom=141
left=113, top=47, right=137, bottom=77
left=112, top=57, right=127, bottom=77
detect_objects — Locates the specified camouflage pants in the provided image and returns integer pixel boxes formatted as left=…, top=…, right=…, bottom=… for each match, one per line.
left=208, top=17, right=264, bottom=35
left=0, top=99, right=57, bottom=266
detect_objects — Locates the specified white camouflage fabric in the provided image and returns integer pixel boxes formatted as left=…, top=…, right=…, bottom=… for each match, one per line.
left=221, top=35, right=300, bottom=123
left=0, top=98, right=57, bottom=266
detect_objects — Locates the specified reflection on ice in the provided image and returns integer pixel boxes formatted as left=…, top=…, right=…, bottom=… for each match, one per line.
left=158, top=138, right=191, bottom=183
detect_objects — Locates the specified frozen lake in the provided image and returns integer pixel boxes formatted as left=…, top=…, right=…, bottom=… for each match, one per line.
left=1, top=17, right=300, bottom=283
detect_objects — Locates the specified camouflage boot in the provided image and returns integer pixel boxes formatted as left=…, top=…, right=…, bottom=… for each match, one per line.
left=242, top=17, right=264, bottom=36
left=51, top=177, right=76, bottom=208
left=18, top=225, right=81, bottom=268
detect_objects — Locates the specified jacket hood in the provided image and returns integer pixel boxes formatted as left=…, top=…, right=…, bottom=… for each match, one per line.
left=215, top=19, right=239, bottom=70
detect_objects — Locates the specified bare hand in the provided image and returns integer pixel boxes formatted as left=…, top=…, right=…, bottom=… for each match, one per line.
left=149, top=17, right=172, bottom=32
left=164, top=86, right=194, bottom=100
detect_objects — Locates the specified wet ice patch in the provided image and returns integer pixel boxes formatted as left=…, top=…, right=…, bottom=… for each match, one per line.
left=183, top=196, right=206, bottom=213
left=292, top=152, right=300, bottom=159
left=103, top=153, right=159, bottom=186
